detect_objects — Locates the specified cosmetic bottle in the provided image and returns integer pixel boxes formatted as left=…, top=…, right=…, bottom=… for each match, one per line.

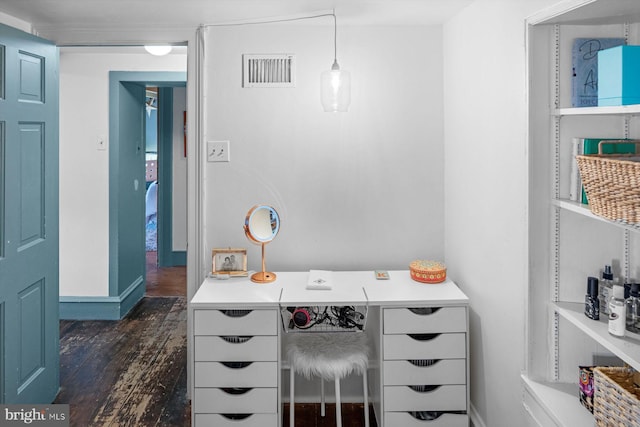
left=625, top=283, right=640, bottom=334
left=599, top=265, right=614, bottom=316
left=608, top=285, right=626, bottom=337
left=584, top=276, right=599, bottom=320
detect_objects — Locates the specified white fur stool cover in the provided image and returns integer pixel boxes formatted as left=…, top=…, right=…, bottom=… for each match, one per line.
left=287, top=332, right=369, bottom=381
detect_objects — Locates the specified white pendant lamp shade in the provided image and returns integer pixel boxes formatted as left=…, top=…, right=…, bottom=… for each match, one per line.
left=321, top=59, right=351, bottom=112
left=322, top=11, right=350, bottom=112
left=144, top=45, right=172, bottom=56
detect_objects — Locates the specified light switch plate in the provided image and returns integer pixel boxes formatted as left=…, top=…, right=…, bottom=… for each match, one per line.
left=207, top=141, right=230, bottom=162
left=97, top=135, right=107, bottom=150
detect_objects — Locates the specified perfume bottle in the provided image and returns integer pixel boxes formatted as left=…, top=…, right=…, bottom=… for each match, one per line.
left=584, top=276, right=599, bottom=320
left=608, top=285, right=626, bottom=337
left=625, top=283, right=640, bottom=334
left=599, top=265, right=614, bottom=316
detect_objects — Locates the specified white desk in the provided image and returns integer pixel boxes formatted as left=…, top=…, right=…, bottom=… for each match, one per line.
left=190, top=270, right=470, bottom=427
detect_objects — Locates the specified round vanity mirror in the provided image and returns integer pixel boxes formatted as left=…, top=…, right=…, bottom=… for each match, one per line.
left=244, top=205, right=280, bottom=283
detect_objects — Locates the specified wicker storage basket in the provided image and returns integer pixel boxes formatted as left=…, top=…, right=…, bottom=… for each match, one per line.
left=593, top=366, right=640, bottom=426
left=576, top=140, right=640, bottom=225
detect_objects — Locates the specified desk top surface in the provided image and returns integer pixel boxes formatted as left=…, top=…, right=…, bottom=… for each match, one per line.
left=191, top=270, right=469, bottom=308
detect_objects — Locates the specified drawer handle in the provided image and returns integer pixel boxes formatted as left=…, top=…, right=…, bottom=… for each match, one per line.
left=408, top=411, right=444, bottom=421
left=220, top=335, right=252, bottom=344
left=408, top=307, right=441, bottom=316
left=220, top=309, right=252, bottom=318
left=409, top=385, right=440, bottom=393
left=408, top=410, right=466, bottom=421
left=408, top=359, right=440, bottom=367
left=221, top=361, right=253, bottom=369
left=408, top=333, right=440, bottom=341
left=221, top=387, right=252, bottom=395
left=220, top=414, right=252, bottom=420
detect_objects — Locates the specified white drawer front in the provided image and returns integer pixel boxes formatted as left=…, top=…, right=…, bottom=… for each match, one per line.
left=195, top=336, right=278, bottom=361
left=384, top=307, right=467, bottom=334
left=384, top=412, right=469, bottom=427
left=195, top=361, right=278, bottom=388
left=194, top=388, right=277, bottom=413
left=194, top=413, right=278, bottom=427
left=384, top=385, right=466, bottom=411
left=194, top=310, right=277, bottom=336
left=383, top=359, right=466, bottom=385
left=384, top=333, right=465, bottom=360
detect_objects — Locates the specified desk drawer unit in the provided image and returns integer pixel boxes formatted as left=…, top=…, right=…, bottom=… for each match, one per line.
left=382, top=306, right=468, bottom=426
left=193, top=309, right=279, bottom=427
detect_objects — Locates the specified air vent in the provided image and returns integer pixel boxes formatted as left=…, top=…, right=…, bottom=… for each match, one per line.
left=242, top=54, right=296, bottom=88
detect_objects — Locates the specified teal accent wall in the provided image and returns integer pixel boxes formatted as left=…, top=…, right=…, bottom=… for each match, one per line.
left=156, top=88, right=187, bottom=267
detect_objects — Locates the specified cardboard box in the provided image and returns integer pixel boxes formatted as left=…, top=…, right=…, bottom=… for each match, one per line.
left=579, top=366, right=595, bottom=413
left=598, top=45, right=640, bottom=106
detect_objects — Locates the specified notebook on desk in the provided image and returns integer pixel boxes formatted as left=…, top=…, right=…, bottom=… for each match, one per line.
left=306, top=270, right=333, bottom=290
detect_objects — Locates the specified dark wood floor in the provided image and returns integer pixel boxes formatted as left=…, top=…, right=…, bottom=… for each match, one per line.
left=55, top=252, right=375, bottom=426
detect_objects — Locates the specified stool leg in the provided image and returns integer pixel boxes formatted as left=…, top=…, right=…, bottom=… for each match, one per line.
left=320, top=379, right=325, bottom=417
left=335, top=378, right=342, bottom=427
left=290, top=369, right=295, bottom=427
left=363, top=370, right=370, bottom=427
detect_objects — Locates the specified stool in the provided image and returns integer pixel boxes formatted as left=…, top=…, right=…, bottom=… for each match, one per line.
left=287, top=332, right=369, bottom=427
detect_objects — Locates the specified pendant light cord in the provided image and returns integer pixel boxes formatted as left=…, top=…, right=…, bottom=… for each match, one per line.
left=332, top=10, right=338, bottom=65
left=202, top=10, right=340, bottom=65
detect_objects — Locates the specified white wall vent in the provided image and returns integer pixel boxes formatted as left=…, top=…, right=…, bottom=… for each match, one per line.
left=243, top=54, right=296, bottom=88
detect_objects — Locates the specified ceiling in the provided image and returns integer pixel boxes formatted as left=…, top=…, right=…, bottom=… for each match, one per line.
left=0, top=0, right=475, bottom=32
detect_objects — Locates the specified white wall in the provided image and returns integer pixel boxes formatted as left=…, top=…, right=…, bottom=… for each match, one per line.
left=173, top=86, right=188, bottom=251
left=59, top=49, right=187, bottom=296
left=443, top=1, right=561, bottom=426
left=203, top=24, right=445, bottom=275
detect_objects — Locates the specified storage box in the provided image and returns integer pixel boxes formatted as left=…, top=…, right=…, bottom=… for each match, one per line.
left=598, top=45, right=640, bottom=106
left=409, top=260, right=446, bottom=284
left=579, top=366, right=595, bottom=413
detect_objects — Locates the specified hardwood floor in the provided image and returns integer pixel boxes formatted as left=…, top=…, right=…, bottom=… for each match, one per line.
left=145, top=251, right=187, bottom=297
left=55, top=296, right=189, bottom=426
left=56, top=253, right=375, bottom=426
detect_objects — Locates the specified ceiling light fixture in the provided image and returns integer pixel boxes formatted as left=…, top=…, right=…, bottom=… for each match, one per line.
left=144, top=45, right=172, bottom=56
left=321, top=10, right=351, bottom=112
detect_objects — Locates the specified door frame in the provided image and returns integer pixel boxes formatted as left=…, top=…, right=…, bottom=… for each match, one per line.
left=108, top=71, right=186, bottom=312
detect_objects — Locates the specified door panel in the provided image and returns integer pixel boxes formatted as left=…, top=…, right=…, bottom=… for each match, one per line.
left=0, top=23, right=59, bottom=403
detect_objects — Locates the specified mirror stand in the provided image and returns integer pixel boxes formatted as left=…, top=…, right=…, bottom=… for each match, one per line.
left=251, top=242, right=276, bottom=283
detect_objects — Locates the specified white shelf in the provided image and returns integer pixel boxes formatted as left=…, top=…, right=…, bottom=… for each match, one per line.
left=553, top=199, right=640, bottom=232
left=554, top=302, right=640, bottom=371
left=522, top=374, right=594, bottom=427
left=554, top=104, right=640, bottom=116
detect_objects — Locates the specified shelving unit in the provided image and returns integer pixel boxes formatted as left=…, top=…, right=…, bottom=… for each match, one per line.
left=526, top=1, right=640, bottom=425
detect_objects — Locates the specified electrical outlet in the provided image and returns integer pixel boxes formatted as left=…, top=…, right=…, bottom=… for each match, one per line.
left=207, top=141, right=230, bottom=162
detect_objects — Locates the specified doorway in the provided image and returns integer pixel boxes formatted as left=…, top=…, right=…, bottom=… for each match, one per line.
left=109, top=72, right=187, bottom=305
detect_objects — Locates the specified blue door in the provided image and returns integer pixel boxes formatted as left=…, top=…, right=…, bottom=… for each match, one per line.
left=109, top=78, right=146, bottom=305
left=0, top=24, right=59, bottom=403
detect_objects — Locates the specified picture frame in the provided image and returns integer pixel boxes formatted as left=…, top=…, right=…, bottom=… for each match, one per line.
left=212, top=248, right=247, bottom=276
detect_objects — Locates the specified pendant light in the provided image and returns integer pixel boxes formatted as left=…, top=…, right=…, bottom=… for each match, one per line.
left=321, top=11, right=351, bottom=112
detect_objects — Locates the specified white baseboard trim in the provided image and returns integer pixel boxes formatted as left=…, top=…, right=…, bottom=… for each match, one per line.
left=470, top=402, right=488, bottom=427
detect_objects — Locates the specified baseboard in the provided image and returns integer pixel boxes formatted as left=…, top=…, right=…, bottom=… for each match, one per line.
left=158, top=250, right=186, bottom=267
left=171, top=250, right=186, bottom=266
left=470, top=402, right=487, bottom=427
left=60, top=276, right=145, bottom=320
